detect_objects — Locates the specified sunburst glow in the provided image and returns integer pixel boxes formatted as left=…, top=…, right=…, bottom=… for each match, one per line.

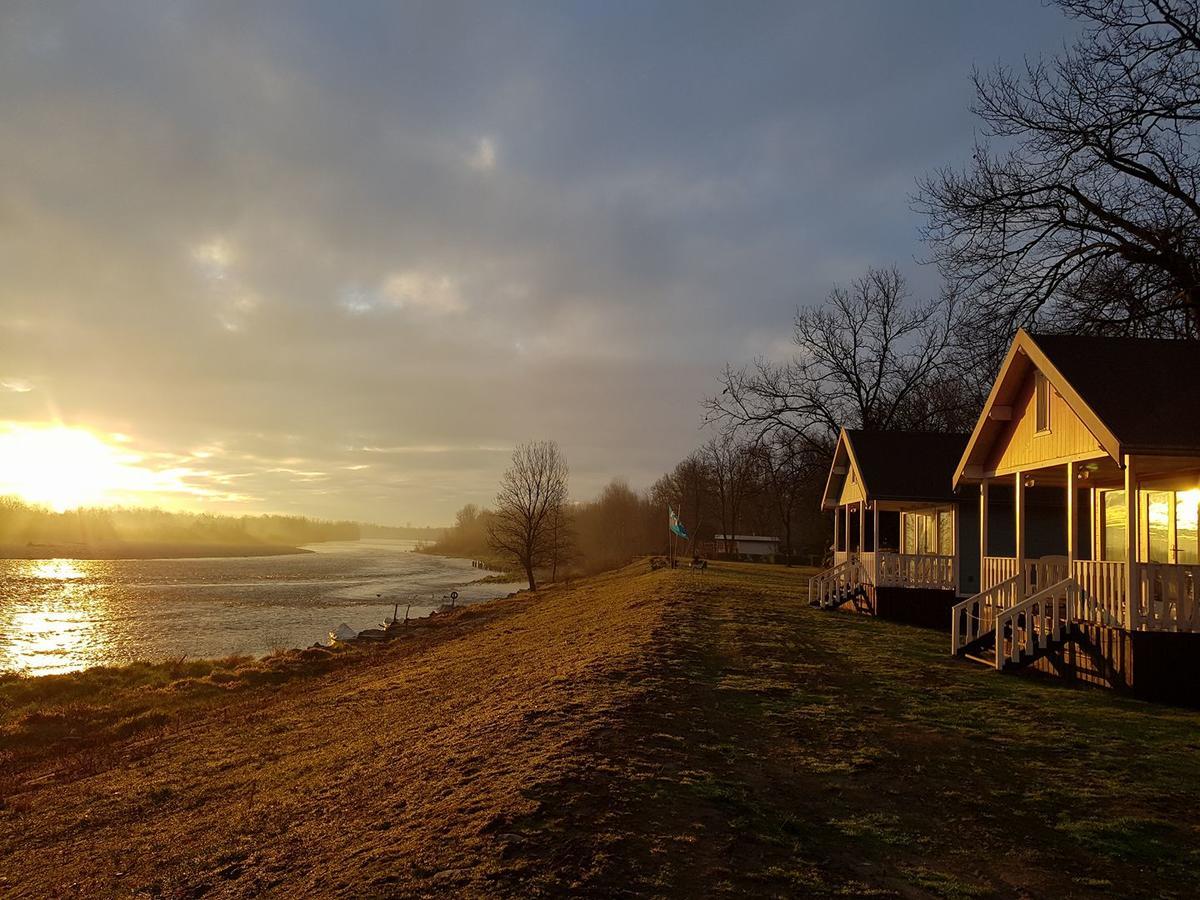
left=0, top=424, right=186, bottom=512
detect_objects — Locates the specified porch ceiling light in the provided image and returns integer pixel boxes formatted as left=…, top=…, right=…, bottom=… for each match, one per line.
left=1024, top=477, right=1036, bottom=487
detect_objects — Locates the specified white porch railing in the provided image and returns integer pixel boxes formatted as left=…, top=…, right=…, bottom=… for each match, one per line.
left=1025, top=556, right=1069, bottom=593
left=994, top=578, right=1085, bottom=670
left=1071, top=560, right=1126, bottom=628
left=951, top=574, right=1020, bottom=654
left=858, top=551, right=875, bottom=584
left=808, top=559, right=864, bottom=607
left=983, top=556, right=1018, bottom=590
left=1135, top=563, right=1200, bottom=631
left=876, top=552, right=956, bottom=590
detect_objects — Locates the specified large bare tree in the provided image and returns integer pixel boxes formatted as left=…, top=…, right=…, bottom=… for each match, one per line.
left=487, top=440, right=569, bottom=590
left=918, top=0, right=1200, bottom=359
left=749, top=432, right=820, bottom=560
left=704, top=435, right=758, bottom=555
left=705, top=266, right=971, bottom=458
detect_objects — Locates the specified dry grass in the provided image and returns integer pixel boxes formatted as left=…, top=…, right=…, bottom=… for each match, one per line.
left=2, top=561, right=1198, bottom=898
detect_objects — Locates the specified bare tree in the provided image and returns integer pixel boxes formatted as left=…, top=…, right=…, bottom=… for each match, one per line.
left=704, top=435, right=757, bottom=555
left=918, top=0, right=1200, bottom=359
left=750, top=432, right=820, bottom=560
left=650, top=452, right=716, bottom=556
left=487, top=440, right=569, bottom=590
left=547, top=501, right=576, bottom=583
left=705, top=266, right=970, bottom=459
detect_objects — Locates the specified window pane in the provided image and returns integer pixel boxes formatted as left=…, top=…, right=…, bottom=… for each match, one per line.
left=938, top=510, right=953, bottom=556
left=1035, top=373, right=1049, bottom=432
left=1178, top=489, right=1199, bottom=565
left=903, top=514, right=915, bottom=554
left=1146, top=491, right=1171, bottom=564
left=1104, top=491, right=1126, bottom=562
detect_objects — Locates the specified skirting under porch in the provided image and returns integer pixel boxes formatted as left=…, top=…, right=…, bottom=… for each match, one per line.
left=1022, top=623, right=1200, bottom=706
left=873, top=586, right=956, bottom=630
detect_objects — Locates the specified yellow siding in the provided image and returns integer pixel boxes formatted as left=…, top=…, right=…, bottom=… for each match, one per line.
left=837, top=462, right=866, bottom=506
left=986, top=369, right=1103, bottom=474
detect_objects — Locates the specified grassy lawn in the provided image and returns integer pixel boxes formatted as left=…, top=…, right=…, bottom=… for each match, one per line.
left=492, top=562, right=1200, bottom=898
left=2, top=561, right=1197, bottom=897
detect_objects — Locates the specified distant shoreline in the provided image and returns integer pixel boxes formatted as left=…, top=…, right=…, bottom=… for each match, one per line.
left=0, top=541, right=313, bottom=561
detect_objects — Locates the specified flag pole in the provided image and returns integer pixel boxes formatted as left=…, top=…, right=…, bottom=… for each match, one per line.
left=668, top=508, right=675, bottom=568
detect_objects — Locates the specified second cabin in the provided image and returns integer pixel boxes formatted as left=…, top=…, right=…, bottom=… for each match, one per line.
left=949, top=330, right=1200, bottom=701
left=813, top=429, right=978, bottom=626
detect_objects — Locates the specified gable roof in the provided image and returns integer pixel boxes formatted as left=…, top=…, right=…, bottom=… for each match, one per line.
left=954, top=329, right=1200, bottom=486
left=821, top=428, right=969, bottom=509
left=1034, top=333, right=1200, bottom=455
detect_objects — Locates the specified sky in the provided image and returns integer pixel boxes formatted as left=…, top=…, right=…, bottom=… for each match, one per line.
left=0, top=1, right=1082, bottom=525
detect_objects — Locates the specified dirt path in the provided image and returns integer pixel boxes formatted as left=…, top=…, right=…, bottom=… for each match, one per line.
left=3, top=562, right=1198, bottom=898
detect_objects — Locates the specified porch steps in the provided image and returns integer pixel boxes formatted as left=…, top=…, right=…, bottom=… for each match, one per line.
left=958, top=625, right=1078, bottom=672
left=963, top=650, right=996, bottom=667
left=811, top=587, right=876, bottom=616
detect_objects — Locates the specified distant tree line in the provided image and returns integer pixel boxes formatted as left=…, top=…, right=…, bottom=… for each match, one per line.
left=0, top=497, right=365, bottom=548
left=428, top=435, right=831, bottom=585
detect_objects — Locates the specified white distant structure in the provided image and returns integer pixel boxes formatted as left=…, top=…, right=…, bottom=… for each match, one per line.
left=713, top=535, right=780, bottom=557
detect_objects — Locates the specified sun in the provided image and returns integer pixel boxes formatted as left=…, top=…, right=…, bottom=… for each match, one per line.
left=0, top=424, right=145, bottom=512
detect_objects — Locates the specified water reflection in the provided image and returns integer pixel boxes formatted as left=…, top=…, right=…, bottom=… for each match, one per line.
left=1, top=558, right=110, bottom=675
left=29, top=558, right=87, bottom=581
left=0, top=541, right=516, bottom=676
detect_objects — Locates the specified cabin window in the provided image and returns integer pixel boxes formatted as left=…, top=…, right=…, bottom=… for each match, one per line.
left=1034, top=372, right=1050, bottom=434
left=938, top=509, right=954, bottom=556
left=902, top=508, right=953, bottom=556
left=1102, top=490, right=1126, bottom=562
left=1146, top=491, right=1172, bottom=564
left=1178, top=489, right=1199, bottom=565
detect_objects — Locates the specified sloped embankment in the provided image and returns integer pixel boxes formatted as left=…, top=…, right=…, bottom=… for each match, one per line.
left=4, top=561, right=1200, bottom=898
left=0, top=563, right=674, bottom=897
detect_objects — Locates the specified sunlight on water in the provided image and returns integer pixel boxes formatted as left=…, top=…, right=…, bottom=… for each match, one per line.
left=1, top=558, right=113, bottom=675
left=29, top=559, right=87, bottom=581
left=0, top=541, right=516, bottom=676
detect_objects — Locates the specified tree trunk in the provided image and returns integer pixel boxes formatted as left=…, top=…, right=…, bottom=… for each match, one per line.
left=525, top=562, right=537, bottom=592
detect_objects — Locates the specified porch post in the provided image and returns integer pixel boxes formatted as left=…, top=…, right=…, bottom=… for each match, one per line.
left=872, top=502, right=880, bottom=584
left=979, top=478, right=989, bottom=588
left=1066, top=461, right=1077, bottom=572
left=859, top=502, right=866, bottom=556
left=845, top=504, right=851, bottom=558
left=1124, top=454, right=1139, bottom=629
left=1015, top=470, right=1026, bottom=599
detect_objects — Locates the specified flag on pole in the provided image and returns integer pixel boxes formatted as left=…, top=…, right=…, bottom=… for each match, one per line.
left=669, top=507, right=689, bottom=540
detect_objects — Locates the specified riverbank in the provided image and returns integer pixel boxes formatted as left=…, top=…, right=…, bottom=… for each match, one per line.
left=3, top=562, right=1199, bottom=897
left=0, top=541, right=311, bottom=560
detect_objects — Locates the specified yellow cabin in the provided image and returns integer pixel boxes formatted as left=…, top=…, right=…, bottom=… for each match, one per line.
left=950, top=329, right=1200, bottom=700
left=814, top=429, right=977, bottom=627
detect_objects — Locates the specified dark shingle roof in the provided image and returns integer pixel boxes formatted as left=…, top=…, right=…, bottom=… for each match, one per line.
left=846, top=430, right=969, bottom=503
left=1033, top=333, right=1200, bottom=455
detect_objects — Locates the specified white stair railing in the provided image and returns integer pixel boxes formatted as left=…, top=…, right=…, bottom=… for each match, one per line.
left=951, top=574, right=1020, bottom=655
left=808, top=559, right=853, bottom=606
left=993, top=577, right=1086, bottom=670
left=808, top=558, right=868, bottom=608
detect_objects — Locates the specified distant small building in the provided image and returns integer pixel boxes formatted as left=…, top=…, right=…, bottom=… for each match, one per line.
left=713, top=534, right=780, bottom=557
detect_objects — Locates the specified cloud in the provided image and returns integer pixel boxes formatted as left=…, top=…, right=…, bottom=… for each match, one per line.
left=380, top=271, right=465, bottom=315
left=0, top=1, right=1081, bottom=522
left=467, top=136, right=497, bottom=172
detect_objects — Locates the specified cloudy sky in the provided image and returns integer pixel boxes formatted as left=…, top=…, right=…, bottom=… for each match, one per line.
left=0, top=1, right=1080, bottom=524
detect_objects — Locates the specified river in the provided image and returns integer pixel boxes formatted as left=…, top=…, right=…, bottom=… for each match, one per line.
left=0, top=539, right=519, bottom=676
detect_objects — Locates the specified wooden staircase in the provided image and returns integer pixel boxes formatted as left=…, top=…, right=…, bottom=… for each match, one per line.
left=952, top=576, right=1089, bottom=672
left=808, top=559, right=874, bottom=614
